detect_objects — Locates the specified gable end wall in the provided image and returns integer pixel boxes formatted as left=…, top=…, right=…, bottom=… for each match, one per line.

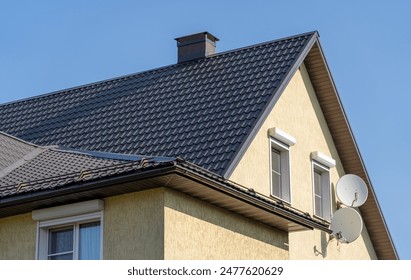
left=229, top=63, right=377, bottom=259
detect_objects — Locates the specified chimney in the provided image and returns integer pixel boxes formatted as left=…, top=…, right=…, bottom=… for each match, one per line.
left=175, top=32, right=219, bottom=63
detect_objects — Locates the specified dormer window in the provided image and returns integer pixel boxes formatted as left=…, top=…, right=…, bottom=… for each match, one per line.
left=268, top=128, right=296, bottom=204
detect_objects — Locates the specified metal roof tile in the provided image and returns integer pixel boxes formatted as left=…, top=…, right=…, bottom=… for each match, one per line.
left=0, top=32, right=315, bottom=175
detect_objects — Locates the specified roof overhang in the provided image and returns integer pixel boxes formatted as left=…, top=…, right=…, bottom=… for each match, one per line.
left=0, top=159, right=329, bottom=233
left=222, top=32, right=397, bottom=259
left=303, top=38, right=398, bottom=259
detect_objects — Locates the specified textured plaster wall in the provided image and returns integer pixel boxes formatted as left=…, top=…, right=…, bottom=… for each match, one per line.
left=0, top=213, right=36, bottom=259
left=229, top=63, right=377, bottom=259
left=163, top=188, right=288, bottom=260
left=103, top=188, right=165, bottom=259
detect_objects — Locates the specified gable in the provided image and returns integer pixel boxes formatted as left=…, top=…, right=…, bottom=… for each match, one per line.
left=228, top=40, right=397, bottom=259
left=230, top=63, right=377, bottom=259
left=229, top=62, right=344, bottom=199
left=304, top=42, right=397, bottom=260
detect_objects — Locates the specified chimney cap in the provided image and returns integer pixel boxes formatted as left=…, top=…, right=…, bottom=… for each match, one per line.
left=175, top=31, right=219, bottom=46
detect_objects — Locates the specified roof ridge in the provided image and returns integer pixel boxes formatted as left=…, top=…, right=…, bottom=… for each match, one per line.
left=55, top=146, right=176, bottom=162
left=206, top=30, right=318, bottom=60
left=0, top=31, right=318, bottom=107
left=222, top=31, right=319, bottom=177
left=0, top=157, right=176, bottom=197
left=0, top=131, right=39, bottom=148
left=0, top=147, right=46, bottom=179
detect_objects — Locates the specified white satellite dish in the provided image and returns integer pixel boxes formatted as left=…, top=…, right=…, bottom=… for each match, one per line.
left=336, top=174, right=368, bottom=207
left=330, top=207, right=363, bottom=244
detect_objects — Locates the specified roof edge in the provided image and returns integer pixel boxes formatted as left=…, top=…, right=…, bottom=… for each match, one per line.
left=0, top=131, right=40, bottom=148
left=222, top=32, right=319, bottom=178
left=175, top=160, right=330, bottom=232
left=0, top=31, right=319, bottom=108
left=207, top=30, right=318, bottom=60
left=0, top=157, right=329, bottom=233
left=55, top=146, right=176, bottom=163
left=307, top=39, right=399, bottom=259
left=0, top=147, right=46, bottom=179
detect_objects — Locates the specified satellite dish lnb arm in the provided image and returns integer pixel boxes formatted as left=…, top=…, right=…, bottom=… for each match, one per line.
left=351, top=192, right=358, bottom=207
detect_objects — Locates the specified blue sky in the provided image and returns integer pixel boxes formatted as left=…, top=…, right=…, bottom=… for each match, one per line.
left=1, top=1, right=410, bottom=259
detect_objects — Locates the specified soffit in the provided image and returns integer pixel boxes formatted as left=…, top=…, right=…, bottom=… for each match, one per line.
left=304, top=41, right=398, bottom=260
left=0, top=158, right=328, bottom=233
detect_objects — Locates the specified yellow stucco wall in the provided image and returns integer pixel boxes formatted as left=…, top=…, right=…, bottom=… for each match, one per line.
left=0, top=186, right=287, bottom=260
left=103, top=188, right=165, bottom=259
left=0, top=213, right=36, bottom=259
left=229, top=63, right=377, bottom=259
left=163, top=188, right=288, bottom=260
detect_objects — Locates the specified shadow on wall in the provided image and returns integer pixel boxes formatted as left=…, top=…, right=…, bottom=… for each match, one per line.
left=165, top=188, right=289, bottom=252
left=313, top=231, right=330, bottom=258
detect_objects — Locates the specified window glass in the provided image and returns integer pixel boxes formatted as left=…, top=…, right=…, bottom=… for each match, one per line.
left=312, top=164, right=331, bottom=221
left=270, top=139, right=291, bottom=203
left=48, top=227, right=74, bottom=260
left=271, top=148, right=281, bottom=197
left=314, top=170, right=322, bottom=217
left=79, top=222, right=101, bottom=260
left=46, top=221, right=100, bottom=260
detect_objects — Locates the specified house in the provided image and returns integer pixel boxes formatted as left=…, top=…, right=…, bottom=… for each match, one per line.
left=0, top=31, right=398, bottom=260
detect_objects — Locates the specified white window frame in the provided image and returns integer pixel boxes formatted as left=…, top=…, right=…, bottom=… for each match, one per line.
left=268, top=128, right=295, bottom=204
left=312, top=161, right=332, bottom=221
left=32, top=200, right=104, bottom=260
left=310, top=152, right=335, bottom=222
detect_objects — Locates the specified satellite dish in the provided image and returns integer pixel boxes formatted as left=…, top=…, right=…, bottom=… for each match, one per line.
left=336, top=174, right=368, bottom=207
left=331, top=207, right=363, bottom=243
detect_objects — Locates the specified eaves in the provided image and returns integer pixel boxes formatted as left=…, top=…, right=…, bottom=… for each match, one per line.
left=0, top=159, right=329, bottom=233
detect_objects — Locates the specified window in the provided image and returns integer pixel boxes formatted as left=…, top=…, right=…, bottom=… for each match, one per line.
left=271, top=147, right=282, bottom=196
left=270, top=139, right=291, bottom=202
left=32, top=200, right=103, bottom=260
left=268, top=128, right=296, bottom=203
left=313, top=164, right=331, bottom=220
left=311, top=152, right=336, bottom=221
left=47, top=221, right=101, bottom=260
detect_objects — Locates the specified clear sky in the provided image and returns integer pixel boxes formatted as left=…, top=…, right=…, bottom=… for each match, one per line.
left=1, top=0, right=410, bottom=259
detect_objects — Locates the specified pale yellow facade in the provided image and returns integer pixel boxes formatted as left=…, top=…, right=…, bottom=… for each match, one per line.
left=0, top=213, right=36, bottom=259
left=103, top=188, right=165, bottom=259
left=229, top=63, right=377, bottom=259
left=163, top=188, right=288, bottom=259
left=0, top=188, right=287, bottom=260
left=103, top=188, right=288, bottom=260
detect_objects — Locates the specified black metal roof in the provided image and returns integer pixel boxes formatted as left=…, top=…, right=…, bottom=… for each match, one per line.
left=0, top=132, right=176, bottom=198
left=0, top=32, right=316, bottom=176
left=0, top=132, right=38, bottom=171
left=0, top=132, right=330, bottom=232
left=0, top=131, right=331, bottom=232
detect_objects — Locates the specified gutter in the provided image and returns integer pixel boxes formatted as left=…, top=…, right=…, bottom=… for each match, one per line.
left=0, top=163, right=177, bottom=210
left=175, top=160, right=330, bottom=233
left=0, top=158, right=329, bottom=233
